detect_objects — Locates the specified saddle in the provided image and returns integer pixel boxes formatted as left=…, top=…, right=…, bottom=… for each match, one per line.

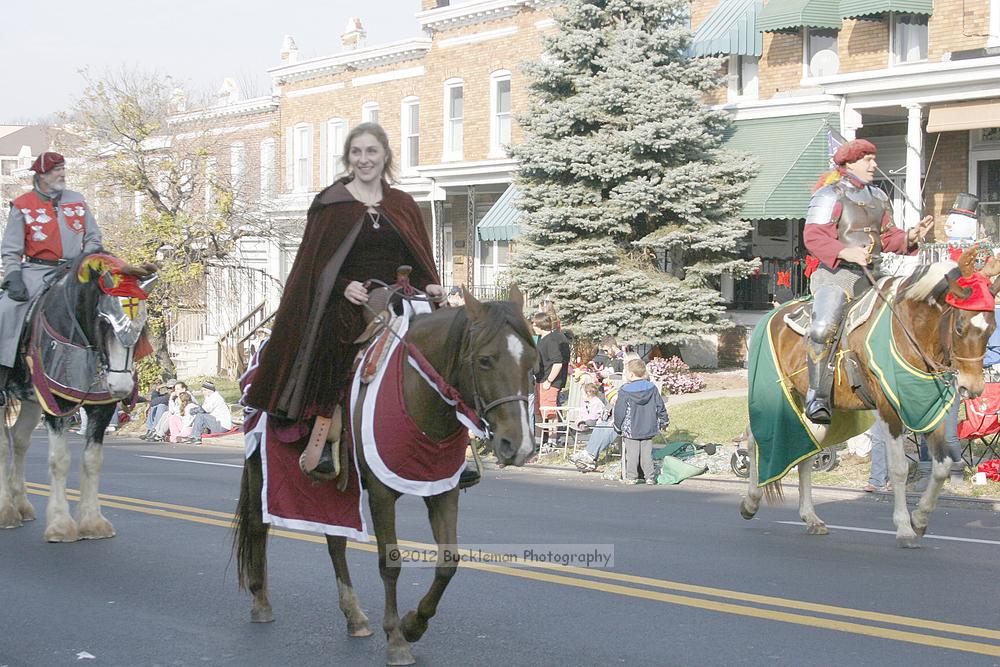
left=782, top=276, right=900, bottom=411
left=782, top=276, right=897, bottom=340
left=299, top=266, right=433, bottom=486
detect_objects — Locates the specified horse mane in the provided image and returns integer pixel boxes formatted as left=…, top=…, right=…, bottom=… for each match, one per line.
left=431, top=300, right=535, bottom=381
left=899, top=260, right=957, bottom=302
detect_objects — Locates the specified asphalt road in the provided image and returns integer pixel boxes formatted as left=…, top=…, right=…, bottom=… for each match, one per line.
left=1, top=432, right=999, bottom=667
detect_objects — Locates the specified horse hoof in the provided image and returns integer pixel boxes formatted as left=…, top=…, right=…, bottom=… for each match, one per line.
left=896, top=536, right=922, bottom=549
left=78, top=516, right=116, bottom=540
left=739, top=502, right=756, bottom=520
left=347, top=615, right=373, bottom=637
left=0, top=505, right=23, bottom=528
left=17, top=501, right=36, bottom=522
left=386, top=645, right=415, bottom=666
left=400, top=611, right=427, bottom=643
left=913, top=524, right=927, bottom=538
left=251, top=606, right=274, bottom=623
left=806, top=523, right=828, bottom=535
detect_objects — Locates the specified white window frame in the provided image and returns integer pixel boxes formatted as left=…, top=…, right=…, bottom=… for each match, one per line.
left=362, top=102, right=380, bottom=124
left=489, top=70, right=512, bottom=158
left=230, top=141, right=245, bottom=185
left=802, top=27, right=839, bottom=80
left=889, top=12, right=929, bottom=66
left=400, top=97, right=420, bottom=173
left=293, top=123, right=313, bottom=193
left=325, top=118, right=347, bottom=182
left=478, top=239, right=510, bottom=287
left=991, top=0, right=1000, bottom=47
left=443, top=78, right=464, bottom=161
left=259, top=138, right=276, bottom=197
left=204, top=157, right=217, bottom=213
left=727, top=55, right=759, bottom=102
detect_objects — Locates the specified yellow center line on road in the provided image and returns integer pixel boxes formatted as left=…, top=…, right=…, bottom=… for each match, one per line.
left=23, top=483, right=1000, bottom=655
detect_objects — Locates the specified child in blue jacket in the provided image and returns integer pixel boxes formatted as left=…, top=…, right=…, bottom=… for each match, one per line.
left=613, top=358, right=669, bottom=484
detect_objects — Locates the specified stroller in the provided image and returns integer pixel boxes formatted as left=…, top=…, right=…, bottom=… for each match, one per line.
left=729, top=434, right=837, bottom=478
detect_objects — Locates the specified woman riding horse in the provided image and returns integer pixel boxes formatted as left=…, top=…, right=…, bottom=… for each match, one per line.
left=237, top=122, right=536, bottom=664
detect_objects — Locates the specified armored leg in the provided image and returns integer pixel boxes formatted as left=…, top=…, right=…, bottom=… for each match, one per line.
left=805, top=287, right=849, bottom=424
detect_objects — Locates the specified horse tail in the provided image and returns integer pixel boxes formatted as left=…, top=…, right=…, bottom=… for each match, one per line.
left=762, top=481, right=785, bottom=506
left=232, top=451, right=263, bottom=592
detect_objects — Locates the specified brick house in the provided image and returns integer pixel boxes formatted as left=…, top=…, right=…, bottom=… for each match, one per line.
left=691, top=0, right=1000, bottom=322
left=170, top=0, right=1000, bottom=372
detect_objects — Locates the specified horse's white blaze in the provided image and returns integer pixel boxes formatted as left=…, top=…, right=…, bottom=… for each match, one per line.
left=505, top=334, right=534, bottom=459
left=971, top=313, right=989, bottom=331
left=106, top=337, right=135, bottom=397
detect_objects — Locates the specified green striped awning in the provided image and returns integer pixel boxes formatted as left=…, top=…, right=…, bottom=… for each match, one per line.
left=723, top=114, right=839, bottom=220
left=691, top=0, right=763, bottom=58
left=840, top=0, right=933, bottom=19
left=756, top=0, right=841, bottom=33
left=477, top=184, right=521, bottom=241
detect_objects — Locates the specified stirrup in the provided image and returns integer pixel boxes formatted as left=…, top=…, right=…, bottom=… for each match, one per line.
left=458, top=463, right=481, bottom=490
left=804, top=399, right=832, bottom=425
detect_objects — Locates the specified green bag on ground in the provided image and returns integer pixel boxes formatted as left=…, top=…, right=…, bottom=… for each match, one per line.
left=653, top=441, right=697, bottom=460
left=656, top=455, right=708, bottom=485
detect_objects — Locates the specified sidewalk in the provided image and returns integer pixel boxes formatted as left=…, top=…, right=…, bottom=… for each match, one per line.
left=667, top=387, right=747, bottom=406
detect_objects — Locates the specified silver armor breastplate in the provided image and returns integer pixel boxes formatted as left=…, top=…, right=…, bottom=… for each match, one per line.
left=837, top=184, right=887, bottom=254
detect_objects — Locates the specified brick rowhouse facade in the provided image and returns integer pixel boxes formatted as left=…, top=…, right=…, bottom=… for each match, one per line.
left=162, top=0, right=999, bottom=371
left=691, top=0, right=1000, bottom=364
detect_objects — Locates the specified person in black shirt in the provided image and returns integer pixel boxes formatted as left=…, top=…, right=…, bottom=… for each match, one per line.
left=532, top=312, right=570, bottom=444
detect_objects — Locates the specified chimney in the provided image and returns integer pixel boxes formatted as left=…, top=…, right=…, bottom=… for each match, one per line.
left=341, top=17, right=367, bottom=51
left=279, top=35, right=299, bottom=64
left=169, top=88, right=188, bottom=113
left=216, top=78, right=240, bottom=106
left=421, top=0, right=448, bottom=10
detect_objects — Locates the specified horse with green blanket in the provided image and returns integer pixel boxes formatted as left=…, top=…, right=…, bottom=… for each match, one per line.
left=740, top=245, right=999, bottom=547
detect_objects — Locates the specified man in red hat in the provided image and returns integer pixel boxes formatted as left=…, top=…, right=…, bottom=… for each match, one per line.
left=0, top=151, right=104, bottom=403
left=800, top=139, right=934, bottom=424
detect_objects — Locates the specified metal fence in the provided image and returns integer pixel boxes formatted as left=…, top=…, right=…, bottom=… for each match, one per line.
left=731, top=258, right=808, bottom=310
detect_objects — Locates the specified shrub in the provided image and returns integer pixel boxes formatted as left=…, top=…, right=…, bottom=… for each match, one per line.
left=647, top=356, right=705, bottom=395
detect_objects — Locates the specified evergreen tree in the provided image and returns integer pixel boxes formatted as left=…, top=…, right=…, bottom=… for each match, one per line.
left=511, top=0, right=758, bottom=345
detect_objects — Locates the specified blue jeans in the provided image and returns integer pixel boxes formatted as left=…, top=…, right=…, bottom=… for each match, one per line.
left=190, top=413, right=223, bottom=437
left=869, top=426, right=888, bottom=487
left=146, top=404, right=167, bottom=430
left=918, top=399, right=961, bottom=463
left=586, top=420, right=618, bottom=458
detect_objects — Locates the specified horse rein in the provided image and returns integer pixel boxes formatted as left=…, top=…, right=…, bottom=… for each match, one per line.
left=861, top=266, right=972, bottom=373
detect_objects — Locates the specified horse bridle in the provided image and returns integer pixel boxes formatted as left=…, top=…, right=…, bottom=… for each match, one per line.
left=865, top=265, right=991, bottom=376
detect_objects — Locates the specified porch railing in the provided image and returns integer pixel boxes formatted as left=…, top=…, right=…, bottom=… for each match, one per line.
left=165, top=309, right=208, bottom=346
left=217, top=301, right=276, bottom=378
left=730, top=258, right=808, bottom=310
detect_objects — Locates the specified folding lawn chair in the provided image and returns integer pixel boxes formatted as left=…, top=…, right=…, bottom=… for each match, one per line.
left=956, top=382, right=1000, bottom=468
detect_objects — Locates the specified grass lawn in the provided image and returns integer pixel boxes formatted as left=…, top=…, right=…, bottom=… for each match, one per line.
left=659, top=396, right=748, bottom=445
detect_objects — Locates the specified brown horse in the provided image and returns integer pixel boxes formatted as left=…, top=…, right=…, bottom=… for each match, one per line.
left=740, top=246, right=999, bottom=547
left=233, top=287, right=536, bottom=665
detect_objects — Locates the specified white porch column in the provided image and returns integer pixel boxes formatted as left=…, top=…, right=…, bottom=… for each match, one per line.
left=892, top=104, right=924, bottom=278
left=904, top=103, right=924, bottom=230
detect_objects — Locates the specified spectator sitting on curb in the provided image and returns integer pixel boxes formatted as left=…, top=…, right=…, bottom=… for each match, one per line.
left=178, top=381, right=233, bottom=443
left=140, top=380, right=173, bottom=441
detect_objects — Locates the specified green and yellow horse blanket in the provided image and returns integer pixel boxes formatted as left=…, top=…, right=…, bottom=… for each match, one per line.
left=748, top=297, right=955, bottom=486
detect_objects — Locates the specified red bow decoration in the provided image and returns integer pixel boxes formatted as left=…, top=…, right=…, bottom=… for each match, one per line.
left=945, top=273, right=996, bottom=311
left=776, top=271, right=791, bottom=288
left=804, top=255, right=821, bottom=278
left=947, top=245, right=964, bottom=262
left=99, top=273, right=149, bottom=299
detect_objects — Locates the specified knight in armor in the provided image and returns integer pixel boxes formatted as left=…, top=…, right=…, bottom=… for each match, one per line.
left=802, top=139, right=933, bottom=424
left=0, top=152, right=104, bottom=404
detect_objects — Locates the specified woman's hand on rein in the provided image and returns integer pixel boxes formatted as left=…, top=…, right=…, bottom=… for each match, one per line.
left=345, top=281, right=369, bottom=305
